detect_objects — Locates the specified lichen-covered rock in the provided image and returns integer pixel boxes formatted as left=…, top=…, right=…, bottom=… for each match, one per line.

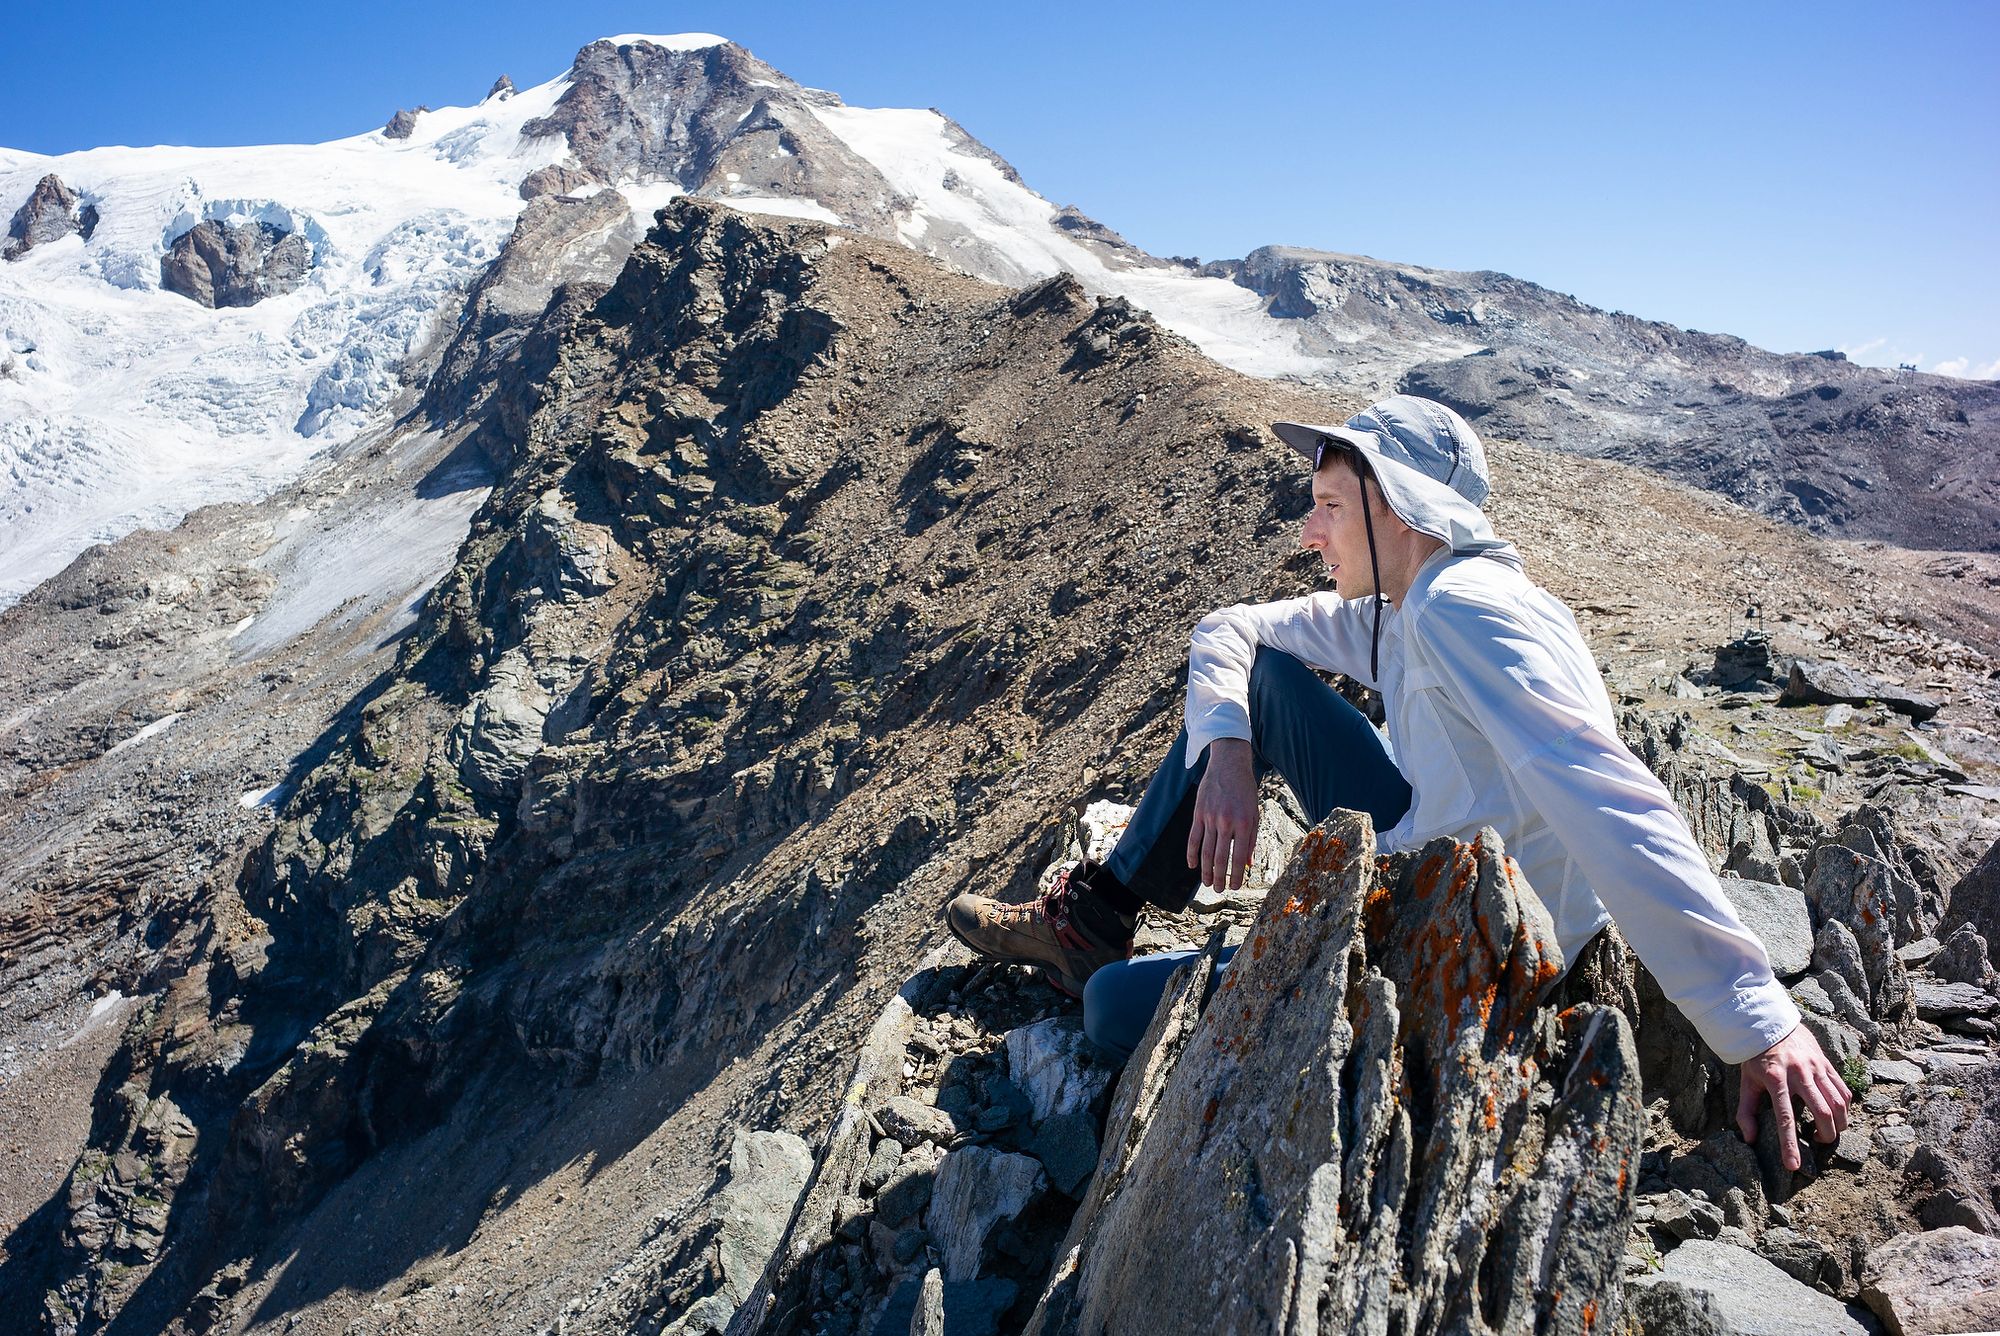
left=1026, top=812, right=1642, bottom=1336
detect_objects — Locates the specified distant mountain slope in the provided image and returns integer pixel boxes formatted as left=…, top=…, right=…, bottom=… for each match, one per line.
left=1204, top=245, right=2000, bottom=550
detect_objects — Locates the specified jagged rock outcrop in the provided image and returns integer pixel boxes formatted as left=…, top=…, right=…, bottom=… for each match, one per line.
left=1030, top=816, right=1640, bottom=1335
left=382, top=106, right=429, bottom=138
left=486, top=74, right=515, bottom=100
left=4, top=173, right=98, bottom=260
left=518, top=38, right=879, bottom=211
left=159, top=219, right=312, bottom=307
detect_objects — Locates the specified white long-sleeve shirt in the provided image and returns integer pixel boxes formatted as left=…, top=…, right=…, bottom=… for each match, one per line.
left=1185, top=548, right=1800, bottom=1064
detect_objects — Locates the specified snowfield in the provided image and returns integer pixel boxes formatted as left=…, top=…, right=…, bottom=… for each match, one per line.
left=0, top=70, right=571, bottom=605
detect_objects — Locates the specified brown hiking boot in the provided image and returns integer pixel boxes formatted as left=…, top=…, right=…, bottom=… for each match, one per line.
left=945, top=861, right=1134, bottom=989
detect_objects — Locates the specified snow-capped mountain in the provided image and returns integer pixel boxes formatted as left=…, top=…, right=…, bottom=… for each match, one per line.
left=0, top=33, right=1315, bottom=607
left=2, top=31, right=1993, bottom=611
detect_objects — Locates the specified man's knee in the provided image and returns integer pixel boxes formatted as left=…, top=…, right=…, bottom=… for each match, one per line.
left=1081, top=965, right=1135, bottom=1060
left=1248, top=645, right=1312, bottom=706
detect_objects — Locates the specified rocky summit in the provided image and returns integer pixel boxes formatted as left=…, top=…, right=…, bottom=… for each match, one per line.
left=0, top=30, right=1997, bottom=1336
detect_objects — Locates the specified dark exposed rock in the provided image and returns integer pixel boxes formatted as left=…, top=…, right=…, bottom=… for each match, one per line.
left=1781, top=660, right=1941, bottom=723
left=159, top=219, right=313, bottom=308
left=4, top=173, right=98, bottom=260
left=1026, top=815, right=1641, bottom=1335
left=486, top=74, right=515, bottom=100
left=518, top=163, right=601, bottom=200
left=383, top=106, right=426, bottom=138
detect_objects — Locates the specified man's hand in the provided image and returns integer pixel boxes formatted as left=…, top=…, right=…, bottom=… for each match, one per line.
left=1189, top=738, right=1259, bottom=891
left=1737, top=1024, right=1852, bottom=1171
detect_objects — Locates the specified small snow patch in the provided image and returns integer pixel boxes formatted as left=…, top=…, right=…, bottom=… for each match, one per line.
left=59, top=990, right=131, bottom=1048
left=719, top=196, right=841, bottom=225
left=106, top=712, right=180, bottom=755
left=238, top=784, right=288, bottom=810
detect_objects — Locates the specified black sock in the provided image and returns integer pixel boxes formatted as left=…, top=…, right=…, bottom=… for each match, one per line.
left=1079, top=862, right=1142, bottom=924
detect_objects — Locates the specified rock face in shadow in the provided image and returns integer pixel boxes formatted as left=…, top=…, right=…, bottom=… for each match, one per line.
left=4, top=173, right=98, bottom=260
left=159, top=220, right=312, bottom=308
left=1023, top=813, right=1641, bottom=1336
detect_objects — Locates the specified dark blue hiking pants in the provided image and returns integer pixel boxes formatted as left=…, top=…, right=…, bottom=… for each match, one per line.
left=1082, top=647, right=1413, bottom=1062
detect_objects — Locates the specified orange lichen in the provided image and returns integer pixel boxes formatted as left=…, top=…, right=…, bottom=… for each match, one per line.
left=1582, top=1298, right=1598, bottom=1332
left=1251, top=934, right=1268, bottom=962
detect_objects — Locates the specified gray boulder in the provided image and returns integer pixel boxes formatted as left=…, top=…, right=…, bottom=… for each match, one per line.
left=4, top=172, right=98, bottom=260
left=1720, top=876, right=1814, bottom=976
left=1780, top=660, right=1940, bottom=722
left=1624, top=1280, right=1734, bottom=1336
left=1757, top=1227, right=1844, bottom=1292
left=160, top=218, right=313, bottom=307
left=1942, top=837, right=2000, bottom=946
left=926, top=1145, right=1045, bottom=1282
left=1861, top=1227, right=2000, bottom=1335
left=1931, top=923, right=1995, bottom=987
left=874, top=1096, right=958, bottom=1149
left=1909, top=979, right=1998, bottom=1021
left=1632, top=1239, right=1876, bottom=1335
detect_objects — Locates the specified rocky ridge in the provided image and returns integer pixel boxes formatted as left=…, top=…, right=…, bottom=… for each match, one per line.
left=0, top=187, right=1994, bottom=1336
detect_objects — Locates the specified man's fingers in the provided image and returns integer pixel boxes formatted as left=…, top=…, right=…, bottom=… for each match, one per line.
left=1229, top=825, right=1253, bottom=890
left=1736, top=1073, right=1762, bottom=1145
left=1769, top=1074, right=1801, bottom=1171
left=1815, top=1069, right=1851, bottom=1138
left=1798, top=1069, right=1838, bottom=1144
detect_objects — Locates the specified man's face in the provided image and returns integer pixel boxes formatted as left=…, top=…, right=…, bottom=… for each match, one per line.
left=1300, top=460, right=1382, bottom=598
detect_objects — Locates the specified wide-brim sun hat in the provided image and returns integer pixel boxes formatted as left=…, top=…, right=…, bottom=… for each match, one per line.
left=1272, top=395, right=1511, bottom=557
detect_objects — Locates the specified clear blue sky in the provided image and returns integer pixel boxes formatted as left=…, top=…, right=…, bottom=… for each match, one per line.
left=6, top=1, right=1995, bottom=376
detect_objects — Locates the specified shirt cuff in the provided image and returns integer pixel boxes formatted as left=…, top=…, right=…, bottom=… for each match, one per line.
left=1184, top=708, right=1251, bottom=769
left=1687, top=976, right=1804, bottom=1065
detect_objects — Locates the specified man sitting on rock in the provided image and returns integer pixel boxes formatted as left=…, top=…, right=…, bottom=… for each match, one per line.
left=947, top=394, right=1850, bottom=1170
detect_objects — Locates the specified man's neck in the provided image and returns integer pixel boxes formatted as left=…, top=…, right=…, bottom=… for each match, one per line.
left=1375, top=534, right=1449, bottom=605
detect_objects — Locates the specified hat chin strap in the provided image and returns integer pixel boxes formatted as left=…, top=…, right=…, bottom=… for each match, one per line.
left=1360, top=471, right=1382, bottom=683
